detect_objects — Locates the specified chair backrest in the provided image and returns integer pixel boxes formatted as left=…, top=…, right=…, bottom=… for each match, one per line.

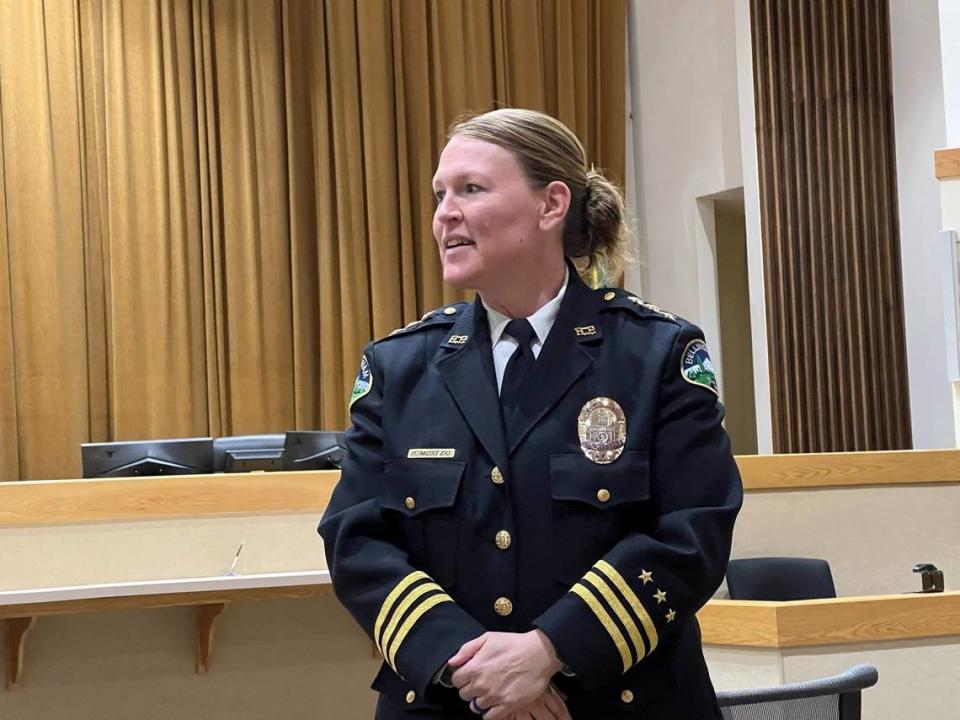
left=212, top=434, right=287, bottom=472
left=726, top=557, right=836, bottom=601
left=717, top=663, right=878, bottom=720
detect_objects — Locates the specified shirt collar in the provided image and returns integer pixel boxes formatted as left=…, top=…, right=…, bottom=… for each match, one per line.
left=482, top=265, right=569, bottom=346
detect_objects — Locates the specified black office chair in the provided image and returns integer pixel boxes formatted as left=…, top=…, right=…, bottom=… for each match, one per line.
left=718, top=663, right=878, bottom=720
left=212, top=434, right=287, bottom=472
left=726, top=557, right=836, bottom=601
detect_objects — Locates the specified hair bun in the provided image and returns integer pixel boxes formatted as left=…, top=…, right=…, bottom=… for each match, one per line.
left=580, top=168, right=630, bottom=281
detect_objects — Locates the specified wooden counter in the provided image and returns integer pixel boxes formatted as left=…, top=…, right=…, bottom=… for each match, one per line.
left=734, top=448, right=960, bottom=491
left=0, top=470, right=340, bottom=525
left=698, top=591, right=960, bottom=648
left=2, top=450, right=959, bottom=528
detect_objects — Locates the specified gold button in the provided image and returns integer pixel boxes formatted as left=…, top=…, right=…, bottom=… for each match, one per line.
left=494, top=597, right=513, bottom=616
left=404, top=496, right=416, bottom=510
left=495, top=530, right=512, bottom=550
left=597, top=488, right=611, bottom=503
left=620, top=689, right=634, bottom=704
left=603, top=291, right=616, bottom=301
left=443, top=306, right=457, bottom=315
left=491, top=467, right=504, bottom=484
left=405, top=690, right=416, bottom=704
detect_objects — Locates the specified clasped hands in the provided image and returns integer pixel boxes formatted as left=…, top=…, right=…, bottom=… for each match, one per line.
left=448, top=629, right=571, bottom=719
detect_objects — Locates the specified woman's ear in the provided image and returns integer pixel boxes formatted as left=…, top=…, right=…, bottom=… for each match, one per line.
left=539, top=181, right=571, bottom=232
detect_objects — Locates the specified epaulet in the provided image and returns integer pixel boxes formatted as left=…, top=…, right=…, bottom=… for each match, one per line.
left=376, top=301, right=469, bottom=342
left=597, top=288, right=680, bottom=323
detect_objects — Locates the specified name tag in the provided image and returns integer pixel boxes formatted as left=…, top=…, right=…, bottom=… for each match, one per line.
left=407, top=448, right=456, bottom=459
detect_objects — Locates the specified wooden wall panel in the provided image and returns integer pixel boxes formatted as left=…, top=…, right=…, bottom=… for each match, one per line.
left=750, top=0, right=911, bottom=452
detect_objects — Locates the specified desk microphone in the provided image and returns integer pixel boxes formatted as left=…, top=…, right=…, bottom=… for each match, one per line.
left=226, top=541, right=246, bottom=576
left=912, top=563, right=944, bottom=593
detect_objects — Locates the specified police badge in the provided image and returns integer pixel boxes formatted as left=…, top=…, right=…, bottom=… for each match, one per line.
left=577, top=397, right=626, bottom=464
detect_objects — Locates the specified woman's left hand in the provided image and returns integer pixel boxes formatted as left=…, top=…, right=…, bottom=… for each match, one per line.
left=449, top=629, right=563, bottom=719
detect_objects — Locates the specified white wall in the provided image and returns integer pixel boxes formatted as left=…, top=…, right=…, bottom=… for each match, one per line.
left=733, top=0, right=772, bottom=455
left=625, top=0, right=773, bottom=453
left=626, top=0, right=743, bottom=320
left=730, top=484, right=960, bottom=597
left=940, top=1, right=960, bottom=146
left=889, top=0, right=956, bottom=448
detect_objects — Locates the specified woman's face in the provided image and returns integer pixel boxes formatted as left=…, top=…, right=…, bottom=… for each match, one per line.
left=432, top=135, right=546, bottom=291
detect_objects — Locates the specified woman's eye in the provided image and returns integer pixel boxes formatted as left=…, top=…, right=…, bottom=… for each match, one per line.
left=434, top=190, right=445, bottom=203
left=465, top=183, right=482, bottom=194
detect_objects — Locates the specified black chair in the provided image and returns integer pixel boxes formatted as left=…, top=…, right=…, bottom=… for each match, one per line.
left=717, top=663, right=878, bottom=720
left=726, top=557, right=836, bottom=601
left=212, top=434, right=287, bottom=472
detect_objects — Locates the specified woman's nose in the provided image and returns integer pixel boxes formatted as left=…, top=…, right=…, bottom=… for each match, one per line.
left=435, top=194, right=462, bottom=223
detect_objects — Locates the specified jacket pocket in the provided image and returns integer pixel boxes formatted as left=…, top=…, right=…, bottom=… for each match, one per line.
left=549, top=450, right=651, bottom=584
left=382, top=459, right=465, bottom=588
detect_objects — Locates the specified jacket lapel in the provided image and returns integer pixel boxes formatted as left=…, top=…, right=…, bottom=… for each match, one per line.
left=506, top=273, right=600, bottom=455
left=434, top=300, right=509, bottom=472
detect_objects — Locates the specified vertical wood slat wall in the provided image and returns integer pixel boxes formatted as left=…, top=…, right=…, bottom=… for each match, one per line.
left=750, top=0, right=911, bottom=453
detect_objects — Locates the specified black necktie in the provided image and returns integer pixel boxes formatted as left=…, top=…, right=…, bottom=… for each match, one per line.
left=500, top=318, right=538, bottom=428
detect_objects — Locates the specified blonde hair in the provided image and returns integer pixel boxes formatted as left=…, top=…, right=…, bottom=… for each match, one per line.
left=448, top=108, right=631, bottom=284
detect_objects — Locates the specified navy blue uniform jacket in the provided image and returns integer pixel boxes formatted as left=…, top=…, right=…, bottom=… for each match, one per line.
left=319, top=272, right=743, bottom=719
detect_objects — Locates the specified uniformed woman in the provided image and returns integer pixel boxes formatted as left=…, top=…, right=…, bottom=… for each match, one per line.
left=320, top=108, right=742, bottom=720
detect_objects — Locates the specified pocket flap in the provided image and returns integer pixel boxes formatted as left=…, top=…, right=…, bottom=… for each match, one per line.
left=550, top=450, right=650, bottom=509
left=382, top=459, right=466, bottom=516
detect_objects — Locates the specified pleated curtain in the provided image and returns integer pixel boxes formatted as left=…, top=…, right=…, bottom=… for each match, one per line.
left=0, top=0, right=625, bottom=480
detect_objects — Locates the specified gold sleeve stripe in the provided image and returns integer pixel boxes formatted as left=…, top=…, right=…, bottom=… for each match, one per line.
left=570, top=584, right=631, bottom=673
left=583, top=571, right=646, bottom=664
left=385, top=593, right=453, bottom=668
left=374, top=571, right=429, bottom=642
left=595, top=560, right=659, bottom=653
left=378, top=581, right=443, bottom=658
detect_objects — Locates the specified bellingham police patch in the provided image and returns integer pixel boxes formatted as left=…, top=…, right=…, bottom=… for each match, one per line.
left=681, top=339, right=719, bottom=396
left=349, top=354, right=373, bottom=408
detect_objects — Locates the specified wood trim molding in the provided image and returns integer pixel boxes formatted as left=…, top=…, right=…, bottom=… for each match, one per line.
left=699, top=591, right=960, bottom=648
left=0, top=471, right=340, bottom=526
left=935, top=148, right=960, bottom=180
left=735, top=449, right=960, bottom=490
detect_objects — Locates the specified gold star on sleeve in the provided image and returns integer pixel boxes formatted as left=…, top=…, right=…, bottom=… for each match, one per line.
left=638, top=570, right=653, bottom=585
left=665, top=609, right=676, bottom=623
left=654, top=589, right=667, bottom=604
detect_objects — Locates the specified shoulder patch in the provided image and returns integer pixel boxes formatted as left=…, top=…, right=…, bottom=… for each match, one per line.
left=681, top=339, right=719, bottom=396
left=349, top=354, right=373, bottom=408
left=378, top=302, right=467, bottom=342
left=599, top=289, right=679, bottom=323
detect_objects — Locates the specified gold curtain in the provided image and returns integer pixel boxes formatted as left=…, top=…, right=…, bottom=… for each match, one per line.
left=0, top=0, right=625, bottom=481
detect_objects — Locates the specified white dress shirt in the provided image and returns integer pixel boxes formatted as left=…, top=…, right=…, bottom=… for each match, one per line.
left=481, top=266, right=569, bottom=393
